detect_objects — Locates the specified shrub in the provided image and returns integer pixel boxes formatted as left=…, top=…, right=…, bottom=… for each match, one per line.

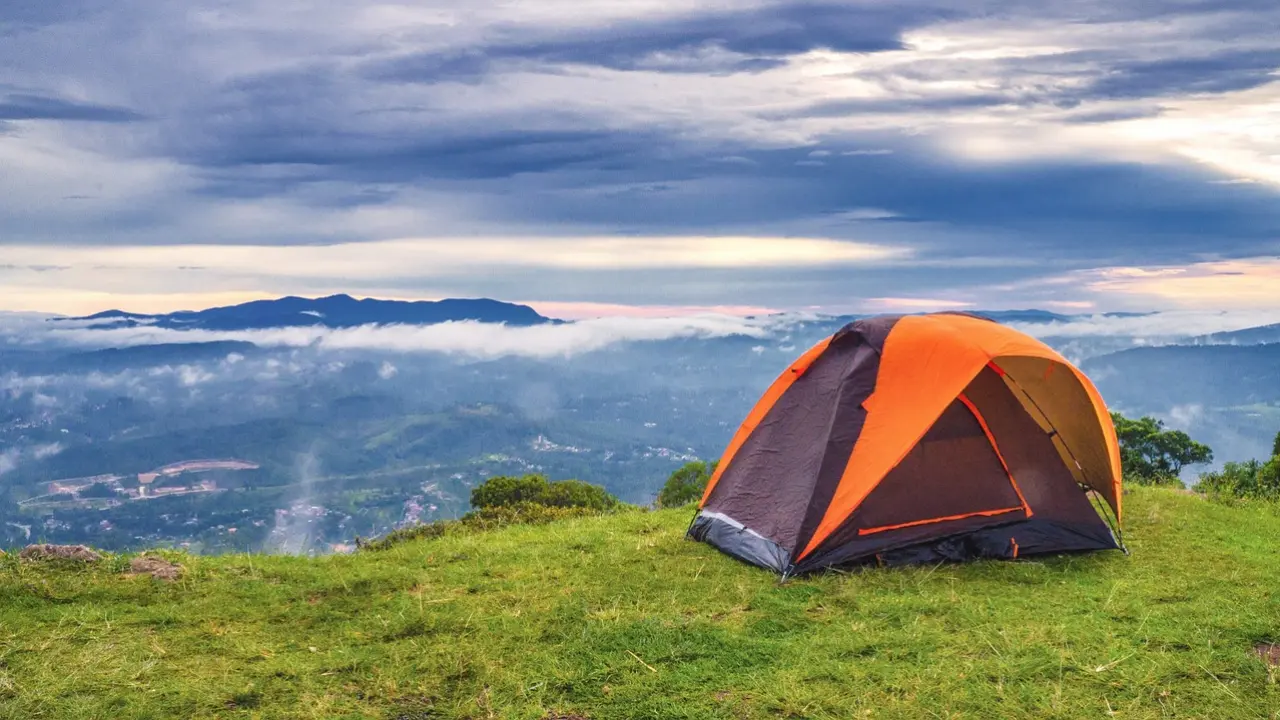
left=470, top=473, right=620, bottom=511
left=657, top=460, right=718, bottom=508
left=538, top=479, right=620, bottom=511
left=470, top=474, right=553, bottom=509
left=1198, top=458, right=1280, bottom=503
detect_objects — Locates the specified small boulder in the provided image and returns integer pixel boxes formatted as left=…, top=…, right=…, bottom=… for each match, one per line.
left=19, top=544, right=103, bottom=562
left=127, top=554, right=183, bottom=581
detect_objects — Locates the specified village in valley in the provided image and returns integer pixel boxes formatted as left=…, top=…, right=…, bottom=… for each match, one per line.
left=18, top=459, right=259, bottom=510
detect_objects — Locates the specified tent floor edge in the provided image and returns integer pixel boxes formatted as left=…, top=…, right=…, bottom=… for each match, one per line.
left=793, top=517, right=1120, bottom=574
left=688, top=510, right=791, bottom=575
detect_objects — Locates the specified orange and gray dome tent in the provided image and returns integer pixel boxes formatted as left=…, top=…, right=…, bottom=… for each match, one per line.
left=688, top=312, right=1125, bottom=576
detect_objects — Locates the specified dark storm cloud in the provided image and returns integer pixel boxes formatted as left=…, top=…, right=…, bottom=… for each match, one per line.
left=0, top=93, right=147, bottom=122
left=367, top=3, right=953, bottom=83
left=1085, top=49, right=1280, bottom=100
left=474, top=141, right=1280, bottom=265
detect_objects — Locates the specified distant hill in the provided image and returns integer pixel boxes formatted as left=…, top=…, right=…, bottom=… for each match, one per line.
left=51, top=341, right=259, bottom=373
left=972, top=309, right=1077, bottom=324
left=1083, top=342, right=1280, bottom=409
left=1195, top=323, right=1280, bottom=346
left=53, top=294, right=555, bottom=331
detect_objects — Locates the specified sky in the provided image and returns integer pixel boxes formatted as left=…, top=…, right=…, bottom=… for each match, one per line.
left=1, top=0, right=1278, bottom=317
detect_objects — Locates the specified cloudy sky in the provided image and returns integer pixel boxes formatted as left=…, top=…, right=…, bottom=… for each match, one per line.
left=2, top=0, right=1278, bottom=317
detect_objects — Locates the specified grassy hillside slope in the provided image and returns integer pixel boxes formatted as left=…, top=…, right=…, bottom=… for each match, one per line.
left=3, top=487, right=1280, bottom=719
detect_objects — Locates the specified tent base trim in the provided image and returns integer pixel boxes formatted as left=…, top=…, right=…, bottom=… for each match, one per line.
left=687, top=510, right=790, bottom=573
left=794, top=517, right=1121, bottom=573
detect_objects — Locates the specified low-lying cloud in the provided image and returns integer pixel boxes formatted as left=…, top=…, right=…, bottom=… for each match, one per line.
left=1008, top=309, right=1280, bottom=340
left=38, top=314, right=777, bottom=360
left=8, top=306, right=1280, bottom=363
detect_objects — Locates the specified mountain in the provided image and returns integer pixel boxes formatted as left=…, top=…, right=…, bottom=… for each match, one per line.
left=1082, top=343, right=1280, bottom=410
left=1196, top=323, right=1280, bottom=346
left=971, top=309, right=1076, bottom=324
left=51, top=341, right=260, bottom=373
left=2, top=487, right=1276, bottom=718
left=53, top=294, right=555, bottom=330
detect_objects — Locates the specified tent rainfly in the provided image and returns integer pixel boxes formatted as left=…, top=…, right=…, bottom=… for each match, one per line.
left=688, top=312, right=1125, bottom=576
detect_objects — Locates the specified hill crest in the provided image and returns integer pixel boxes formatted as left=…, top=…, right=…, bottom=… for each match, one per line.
left=52, top=293, right=556, bottom=331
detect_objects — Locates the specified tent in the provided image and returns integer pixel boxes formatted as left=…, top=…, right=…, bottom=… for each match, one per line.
left=688, top=312, right=1125, bottom=576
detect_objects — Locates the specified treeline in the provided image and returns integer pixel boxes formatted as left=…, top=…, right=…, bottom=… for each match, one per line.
left=1113, top=411, right=1280, bottom=502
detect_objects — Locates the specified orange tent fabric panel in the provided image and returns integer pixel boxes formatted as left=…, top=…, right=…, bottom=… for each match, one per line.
left=699, top=336, right=833, bottom=506
left=995, top=356, right=1122, bottom=522
left=796, top=315, right=992, bottom=558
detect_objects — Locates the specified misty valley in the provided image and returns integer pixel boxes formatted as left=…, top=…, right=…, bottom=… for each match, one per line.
left=3, top=297, right=1280, bottom=555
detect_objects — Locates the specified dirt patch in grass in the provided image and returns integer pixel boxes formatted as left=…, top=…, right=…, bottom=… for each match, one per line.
left=127, top=555, right=184, bottom=581
left=1254, top=642, right=1280, bottom=666
left=18, top=544, right=103, bottom=562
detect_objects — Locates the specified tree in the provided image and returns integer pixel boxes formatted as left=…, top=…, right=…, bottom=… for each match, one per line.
left=1272, top=430, right=1280, bottom=459
left=79, top=482, right=120, bottom=499
left=1111, top=412, right=1213, bottom=485
left=657, top=460, right=719, bottom=508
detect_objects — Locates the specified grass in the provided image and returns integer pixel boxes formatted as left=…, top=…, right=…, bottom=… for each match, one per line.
left=2, top=487, right=1280, bottom=719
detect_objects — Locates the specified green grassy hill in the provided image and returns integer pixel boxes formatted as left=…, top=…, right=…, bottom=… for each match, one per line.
left=3, top=487, right=1280, bottom=719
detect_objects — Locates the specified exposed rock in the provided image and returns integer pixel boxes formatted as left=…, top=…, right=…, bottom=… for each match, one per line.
left=127, top=555, right=184, bottom=581
left=19, top=544, right=103, bottom=562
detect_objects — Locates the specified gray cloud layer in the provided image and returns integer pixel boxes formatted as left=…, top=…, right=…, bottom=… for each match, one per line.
left=1, top=0, right=1278, bottom=311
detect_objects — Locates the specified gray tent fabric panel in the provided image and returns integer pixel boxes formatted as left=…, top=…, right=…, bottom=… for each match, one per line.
left=687, top=511, right=790, bottom=573
left=702, top=334, right=864, bottom=552
left=704, top=317, right=900, bottom=554
left=791, top=327, right=887, bottom=557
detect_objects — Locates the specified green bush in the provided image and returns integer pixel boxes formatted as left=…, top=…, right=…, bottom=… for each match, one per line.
left=469, top=474, right=554, bottom=509
left=657, top=460, right=718, bottom=508
left=537, top=479, right=620, bottom=511
left=1198, top=458, right=1280, bottom=503
left=470, top=474, right=619, bottom=511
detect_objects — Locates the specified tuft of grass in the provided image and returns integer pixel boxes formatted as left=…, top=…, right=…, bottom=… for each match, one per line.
left=2, top=487, right=1280, bottom=719
left=360, top=503, right=629, bottom=552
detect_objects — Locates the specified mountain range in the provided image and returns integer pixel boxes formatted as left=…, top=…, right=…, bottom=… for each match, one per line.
left=49, top=293, right=1168, bottom=335
left=52, top=294, right=554, bottom=331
